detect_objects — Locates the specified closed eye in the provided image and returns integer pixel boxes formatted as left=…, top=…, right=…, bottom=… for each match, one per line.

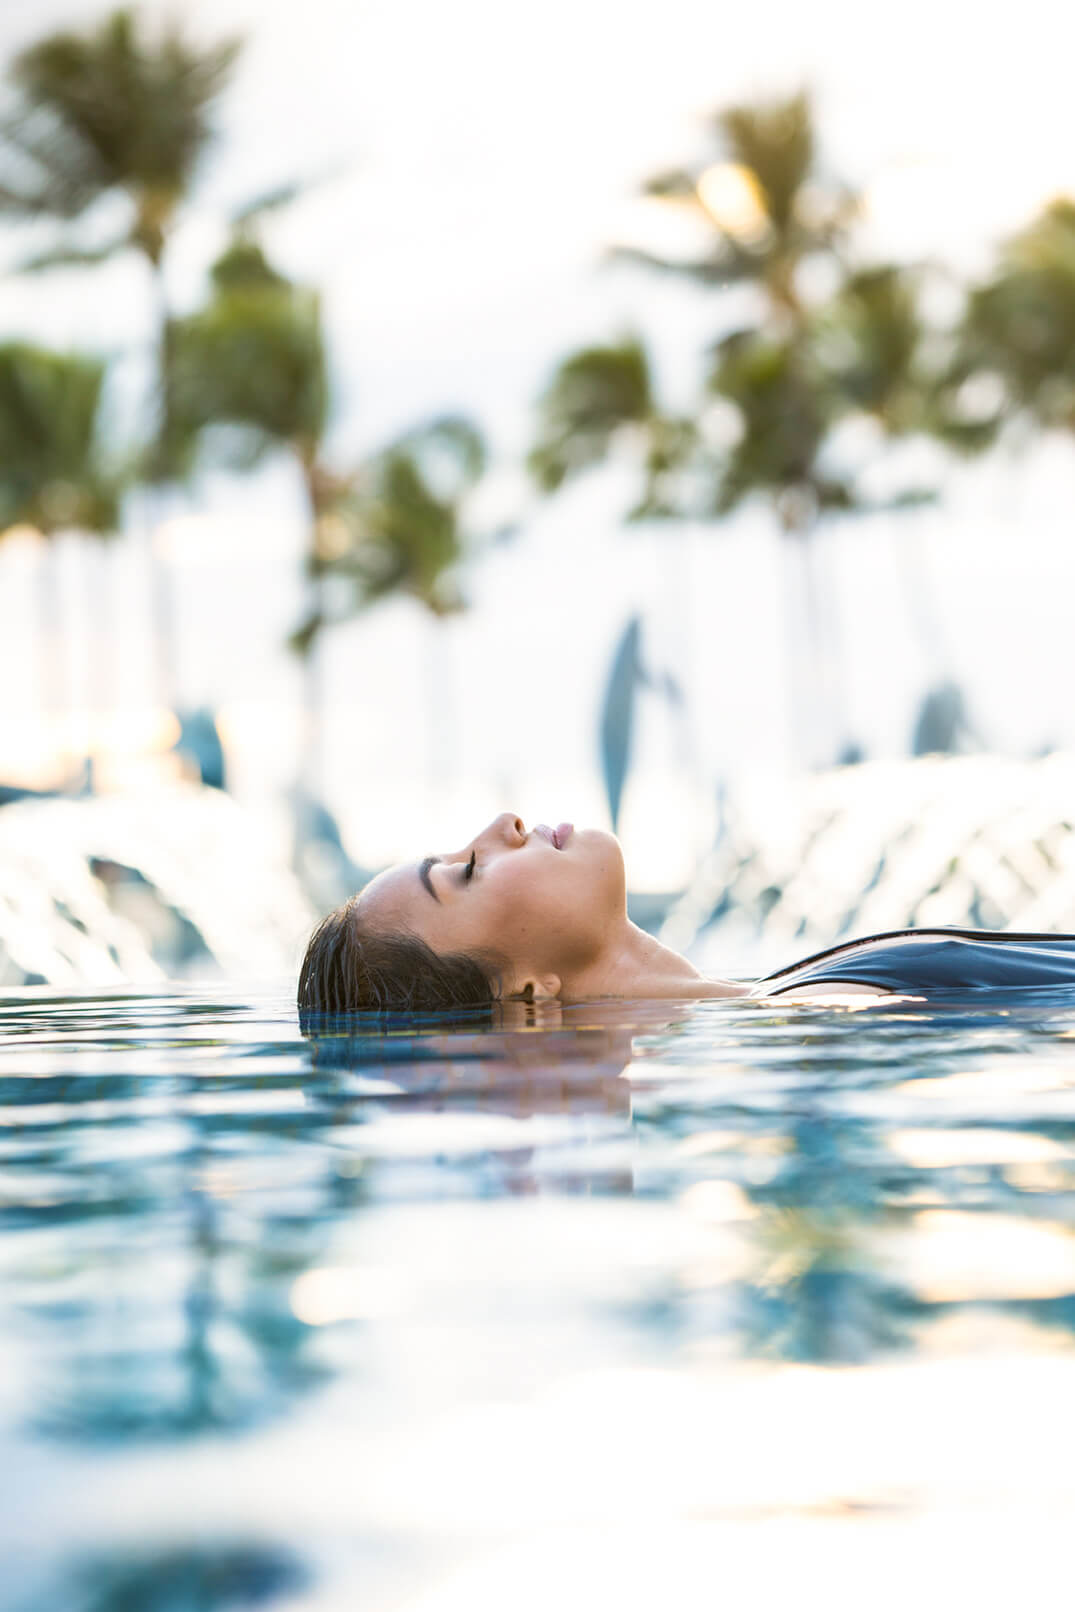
left=462, top=850, right=476, bottom=883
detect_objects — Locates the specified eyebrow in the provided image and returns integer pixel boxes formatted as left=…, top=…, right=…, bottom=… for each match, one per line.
left=418, top=856, right=441, bottom=903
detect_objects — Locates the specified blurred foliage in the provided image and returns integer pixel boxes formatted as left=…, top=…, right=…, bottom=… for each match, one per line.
left=961, top=198, right=1075, bottom=431
left=0, top=7, right=244, bottom=716
left=0, top=6, right=495, bottom=770
left=167, top=229, right=487, bottom=659
left=165, top=234, right=328, bottom=479
left=291, top=413, right=488, bottom=652
left=530, top=87, right=1009, bottom=768
left=528, top=336, right=699, bottom=519
left=0, top=342, right=120, bottom=536
left=625, top=91, right=854, bottom=299
left=333, top=416, right=485, bottom=612
left=0, top=7, right=240, bottom=266
left=1, top=11, right=1070, bottom=782
left=535, top=89, right=996, bottom=535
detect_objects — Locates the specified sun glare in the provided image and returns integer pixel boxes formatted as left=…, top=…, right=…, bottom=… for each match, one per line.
left=696, top=161, right=771, bottom=244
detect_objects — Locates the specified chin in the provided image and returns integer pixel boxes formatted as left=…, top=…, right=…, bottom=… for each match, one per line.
left=574, top=826, right=627, bottom=905
left=570, top=824, right=621, bottom=855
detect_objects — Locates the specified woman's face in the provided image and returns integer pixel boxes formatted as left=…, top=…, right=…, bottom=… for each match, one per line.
left=356, top=813, right=626, bottom=994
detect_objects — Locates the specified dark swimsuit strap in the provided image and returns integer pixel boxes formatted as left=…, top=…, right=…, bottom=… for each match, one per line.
left=758, top=926, right=1075, bottom=985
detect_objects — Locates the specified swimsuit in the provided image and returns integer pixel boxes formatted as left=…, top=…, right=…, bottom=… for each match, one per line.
left=754, top=928, right=1075, bottom=1000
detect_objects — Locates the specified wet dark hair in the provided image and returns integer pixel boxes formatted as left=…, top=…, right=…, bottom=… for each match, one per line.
left=297, top=899, right=506, bottom=1014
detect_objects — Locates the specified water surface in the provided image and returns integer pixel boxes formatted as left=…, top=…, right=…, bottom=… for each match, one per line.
left=2, top=986, right=1074, bottom=1610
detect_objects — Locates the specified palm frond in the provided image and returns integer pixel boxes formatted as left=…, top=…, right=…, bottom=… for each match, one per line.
left=640, top=166, right=698, bottom=200
left=392, top=413, right=487, bottom=491
left=166, top=248, right=328, bottom=466
left=528, top=337, right=657, bottom=491
left=717, top=90, right=815, bottom=238
left=229, top=163, right=350, bottom=228
left=605, top=241, right=759, bottom=287
left=0, top=341, right=121, bottom=534
left=13, top=238, right=128, bottom=273
left=0, top=8, right=242, bottom=235
left=960, top=200, right=1075, bottom=424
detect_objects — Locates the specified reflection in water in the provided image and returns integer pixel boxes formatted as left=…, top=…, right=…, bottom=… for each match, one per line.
left=1, top=987, right=1074, bottom=1608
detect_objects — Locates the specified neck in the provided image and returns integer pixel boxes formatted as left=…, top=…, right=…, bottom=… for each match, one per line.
left=562, top=918, right=750, bottom=1002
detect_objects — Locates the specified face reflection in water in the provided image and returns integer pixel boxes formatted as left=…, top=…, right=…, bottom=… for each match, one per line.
left=356, top=813, right=628, bottom=999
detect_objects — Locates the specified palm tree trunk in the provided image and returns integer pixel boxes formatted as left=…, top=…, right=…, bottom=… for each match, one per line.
left=298, top=458, right=327, bottom=803
left=657, top=522, right=710, bottom=868
left=300, top=608, right=325, bottom=800
left=425, top=618, right=454, bottom=793
left=147, top=500, right=178, bottom=714
left=38, top=535, right=67, bottom=781
left=144, top=256, right=179, bottom=714
left=782, top=521, right=829, bottom=769
left=660, top=523, right=695, bottom=773
left=895, top=512, right=953, bottom=681
left=89, top=537, right=116, bottom=786
left=813, top=523, right=861, bottom=762
left=782, top=518, right=858, bottom=770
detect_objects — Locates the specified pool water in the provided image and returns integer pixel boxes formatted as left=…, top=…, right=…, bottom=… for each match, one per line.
left=2, top=986, right=1074, bottom=1611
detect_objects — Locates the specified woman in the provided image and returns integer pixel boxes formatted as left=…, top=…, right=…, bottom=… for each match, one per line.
left=298, top=812, right=1075, bottom=1011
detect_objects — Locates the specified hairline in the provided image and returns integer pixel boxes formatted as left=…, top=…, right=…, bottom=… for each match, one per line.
left=345, top=902, right=509, bottom=996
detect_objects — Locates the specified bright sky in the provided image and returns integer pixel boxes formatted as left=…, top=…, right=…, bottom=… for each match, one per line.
left=2, top=0, right=1075, bottom=886
left=4, top=0, right=1075, bottom=440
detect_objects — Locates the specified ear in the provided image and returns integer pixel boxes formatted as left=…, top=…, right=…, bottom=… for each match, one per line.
left=509, top=972, right=561, bottom=1004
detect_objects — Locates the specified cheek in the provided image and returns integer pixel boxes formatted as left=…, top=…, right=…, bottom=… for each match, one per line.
left=491, top=864, right=552, bottom=930
left=479, top=864, right=569, bottom=954
left=485, top=840, right=624, bottom=951
left=496, top=860, right=603, bottom=944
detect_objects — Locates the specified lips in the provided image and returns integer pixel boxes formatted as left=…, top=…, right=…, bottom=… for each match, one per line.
left=534, top=822, right=573, bottom=850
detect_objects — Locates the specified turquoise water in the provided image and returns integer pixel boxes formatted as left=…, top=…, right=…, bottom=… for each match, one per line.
left=2, top=986, right=1074, bottom=1611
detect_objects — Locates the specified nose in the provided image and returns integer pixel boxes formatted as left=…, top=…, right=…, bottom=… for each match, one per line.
left=475, top=812, right=526, bottom=850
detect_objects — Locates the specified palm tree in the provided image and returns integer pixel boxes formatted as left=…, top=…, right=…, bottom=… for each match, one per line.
left=817, top=262, right=1001, bottom=732
left=938, top=199, right=1075, bottom=755
left=703, top=261, right=985, bottom=761
left=294, top=413, right=489, bottom=793
left=960, top=198, right=1075, bottom=432
left=0, top=7, right=243, bottom=704
left=529, top=337, right=707, bottom=831
left=303, top=413, right=487, bottom=623
left=167, top=233, right=488, bottom=798
left=0, top=9, right=239, bottom=265
left=530, top=91, right=996, bottom=769
left=528, top=335, right=698, bottom=518
left=0, top=342, right=121, bottom=772
left=619, top=91, right=855, bottom=299
left=164, top=232, right=330, bottom=788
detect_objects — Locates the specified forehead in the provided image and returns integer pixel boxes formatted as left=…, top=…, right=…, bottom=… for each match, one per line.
left=357, top=861, right=440, bottom=940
